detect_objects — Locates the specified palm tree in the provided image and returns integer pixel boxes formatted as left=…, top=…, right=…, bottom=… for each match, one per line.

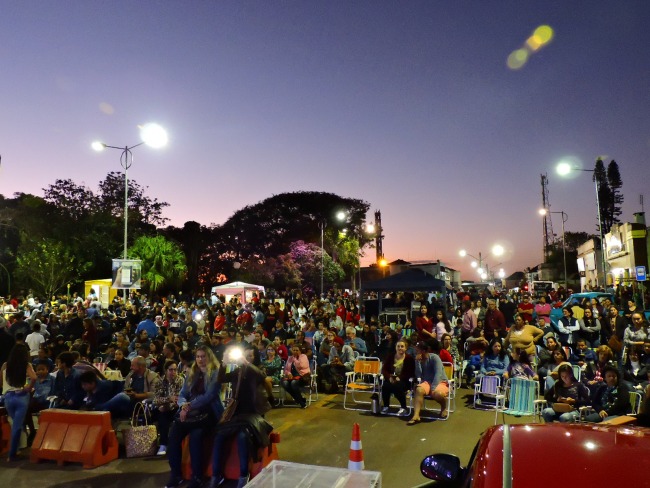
left=128, top=235, right=187, bottom=298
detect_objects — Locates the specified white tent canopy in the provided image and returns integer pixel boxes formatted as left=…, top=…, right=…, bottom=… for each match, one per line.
left=211, top=281, right=265, bottom=304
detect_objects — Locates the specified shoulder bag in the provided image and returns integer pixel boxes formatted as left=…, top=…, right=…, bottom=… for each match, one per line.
left=219, top=366, right=244, bottom=424
left=124, top=401, right=158, bottom=458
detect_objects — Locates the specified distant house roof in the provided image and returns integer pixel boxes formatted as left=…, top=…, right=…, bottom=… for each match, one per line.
left=505, top=271, right=525, bottom=281
left=362, top=268, right=446, bottom=292
left=389, top=259, right=411, bottom=265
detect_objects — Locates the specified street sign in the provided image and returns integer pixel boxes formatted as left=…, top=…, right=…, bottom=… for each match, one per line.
left=636, top=266, right=647, bottom=282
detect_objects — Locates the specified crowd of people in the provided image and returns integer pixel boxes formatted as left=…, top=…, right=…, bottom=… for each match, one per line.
left=1, top=285, right=650, bottom=484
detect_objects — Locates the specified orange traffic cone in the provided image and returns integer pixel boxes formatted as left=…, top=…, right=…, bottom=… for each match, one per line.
left=348, top=422, right=365, bottom=471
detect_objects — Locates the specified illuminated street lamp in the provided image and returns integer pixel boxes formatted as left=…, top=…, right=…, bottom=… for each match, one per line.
left=93, top=123, right=168, bottom=300
left=539, top=208, right=568, bottom=287
left=458, top=245, right=506, bottom=281
left=556, top=161, right=606, bottom=287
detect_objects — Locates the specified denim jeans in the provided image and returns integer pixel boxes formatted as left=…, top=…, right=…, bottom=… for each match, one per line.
left=281, top=379, right=305, bottom=405
left=96, top=393, right=132, bottom=418
left=4, top=390, right=30, bottom=457
left=542, top=407, right=579, bottom=423
left=212, top=430, right=249, bottom=478
left=167, top=417, right=210, bottom=479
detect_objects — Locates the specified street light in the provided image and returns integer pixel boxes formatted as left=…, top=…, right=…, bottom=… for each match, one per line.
left=458, top=246, right=506, bottom=282
left=556, top=161, right=607, bottom=288
left=93, top=123, right=168, bottom=300
left=539, top=208, right=568, bottom=287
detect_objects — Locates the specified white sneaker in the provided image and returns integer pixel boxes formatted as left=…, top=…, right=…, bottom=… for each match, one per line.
left=380, top=406, right=389, bottom=414
left=397, top=408, right=409, bottom=417
left=157, top=445, right=167, bottom=456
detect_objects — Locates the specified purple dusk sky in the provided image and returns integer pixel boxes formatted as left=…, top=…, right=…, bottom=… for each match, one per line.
left=1, top=2, right=649, bottom=279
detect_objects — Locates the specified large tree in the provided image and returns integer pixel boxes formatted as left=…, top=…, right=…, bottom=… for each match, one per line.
left=204, top=191, right=371, bottom=282
left=15, top=238, right=91, bottom=299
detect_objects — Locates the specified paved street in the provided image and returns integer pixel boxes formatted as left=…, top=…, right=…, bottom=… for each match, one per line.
left=0, top=387, right=530, bottom=488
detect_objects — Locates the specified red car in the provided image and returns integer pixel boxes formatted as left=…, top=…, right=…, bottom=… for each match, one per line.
left=422, top=423, right=650, bottom=487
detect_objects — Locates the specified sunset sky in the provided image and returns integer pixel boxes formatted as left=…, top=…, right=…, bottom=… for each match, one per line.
left=2, top=1, right=649, bottom=278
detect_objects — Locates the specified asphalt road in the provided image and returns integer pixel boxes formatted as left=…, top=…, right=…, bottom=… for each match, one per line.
left=0, top=387, right=530, bottom=488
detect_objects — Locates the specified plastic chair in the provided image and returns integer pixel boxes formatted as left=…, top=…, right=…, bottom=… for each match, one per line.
left=630, top=390, right=643, bottom=415
left=494, top=377, right=541, bottom=424
left=343, top=357, right=382, bottom=411
left=473, top=375, right=501, bottom=409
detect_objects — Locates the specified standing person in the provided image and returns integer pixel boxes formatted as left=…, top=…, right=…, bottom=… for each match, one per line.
left=0, top=344, right=37, bottom=461
left=25, top=322, right=45, bottom=359
left=460, top=301, right=478, bottom=346
left=503, top=313, right=544, bottom=362
left=534, top=296, right=552, bottom=326
left=407, top=341, right=449, bottom=424
left=556, top=307, right=580, bottom=347
left=484, top=300, right=506, bottom=339
left=517, top=295, right=534, bottom=324
left=579, top=307, right=601, bottom=347
left=415, top=305, right=436, bottom=343
left=434, top=309, right=452, bottom=341
left=165, top=346, right=222, bottom=488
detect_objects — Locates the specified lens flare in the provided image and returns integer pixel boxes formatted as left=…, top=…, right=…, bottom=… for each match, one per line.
left=534, top=25, right=554, bottom=44
left=99, top=102, right=114, bottom=115
left=507, top=49, right=529, bottom=70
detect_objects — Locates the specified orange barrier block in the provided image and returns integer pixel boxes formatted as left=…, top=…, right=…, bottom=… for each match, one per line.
left=0, top=408, right=10, bottom=456
left=181, top=430, right=280, bottom=481
left=30, top=409, right=118, bottom=468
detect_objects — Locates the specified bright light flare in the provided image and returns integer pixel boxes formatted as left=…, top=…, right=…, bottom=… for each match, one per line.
left=492, top=244, right=505, bottom=256
left=228, top=347, right=243, bottom=362
left=471, top=261, right=478, bottom=268
left=534, top=25, right=554, bottom=44
left=379, top=259, right=388, bottom=267
left=366, top=223, right=375, bottom=234
left=539, top=208, right=548, bottom=216
left=459, top=249, right=467, bottom=257
left=336, top=211, right=347, bottom=221
left=556, top=161, right=572, bottom=176
left=91, top=141, right=106, bottom=152
left=498, top=269, right=505, bottom=278
left=507, top=49, right=529, bottom=70
left=140, top=123, right=168, bottom=148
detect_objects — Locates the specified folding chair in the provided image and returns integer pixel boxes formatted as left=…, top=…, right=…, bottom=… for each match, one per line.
left=473, top=375, right=501, bottom=410
left=630, top=390, right=643, bottom=415
left=443, top=362, right=456, bottom=413
left=494, top=377, right=541, bottom=424
left=415, top=378, right=451, bottom=420
left=343, top=357, right=382, bottom=411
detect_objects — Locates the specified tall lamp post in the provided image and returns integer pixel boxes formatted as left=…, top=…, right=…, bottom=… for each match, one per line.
left=93, top=123, right=168, bottom=301
left=539, top=208, right=568, bottom=287
left=556, top=162, right=607, bottom=288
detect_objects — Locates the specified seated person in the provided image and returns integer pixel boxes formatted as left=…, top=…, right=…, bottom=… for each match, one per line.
left=123, top=355, right=162, bottom=408
left=106, top=347, right=131, bottom=377
left=583, top=345, right=616, bottom=396
left=281, top=344, right=311, bottom=407
left=32, top=347, right=54, bottom=372
left=52, top=351, right=84, bottom=409
left=317, top=329, right=336, bottom=366
left=318, top=337, right=355, bottom=393
left=544, top=348, right=570, bottom=392
left=407, top=341, right=449, bottom=424
left=272, top=336, right=288, bottom=362
left=32, top=361, right=55, bottom=408
left=153, top=359, right=184, bottom=456
left=583, top=365, right=631, bottom=423
left=381, top=339, right=415, bottom=416
left=568, top=339, right=597, bottom=370
left=210, top=347, right=272, bottom=488
left=621, top=347, right=646, bottom=388
left=479, top=339, right=510, bottom=379
left=260, top=344, right=282, bottom=407
left=542, top=363, right=590, bottom=423
left=505, top=348, right=537, bottom=380
left=78, top=371, right=130, bottom=417
left=463, top=328, right=488, bottom=385
left=344, top=326, right=367, bottom=355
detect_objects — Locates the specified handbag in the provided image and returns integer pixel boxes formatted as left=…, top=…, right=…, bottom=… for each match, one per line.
left=608, top=334, right=623, bottom=353
left=123, top=402, right=158, bottom=458
left=220, top=366, right=244, bottom=424
left=552, top=402, right=575, bottom=413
